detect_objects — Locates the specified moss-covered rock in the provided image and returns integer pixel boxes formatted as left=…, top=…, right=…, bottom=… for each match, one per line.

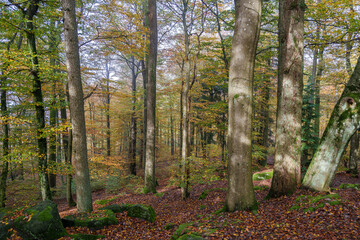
left=14, top=200, right=66, bottom=240
left=99, top=204, right=131, bottom=213
left=127, top=204, right=156, bottom=223
left=62, top=209, right=118, bottom=229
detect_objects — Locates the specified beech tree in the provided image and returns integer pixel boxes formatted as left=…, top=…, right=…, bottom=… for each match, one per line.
left=62, top=0, right=93, bottom=212
left=144, top=0, right=157, bottom=193
left=267, top=0, right=305, bottom=198
left=225, top=0, right=262, bottom=211
left=303, top=55, right=360, bottom=191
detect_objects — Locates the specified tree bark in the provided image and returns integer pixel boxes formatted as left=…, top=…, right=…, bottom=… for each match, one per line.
left=225, top=0, right=261, bottom=211
left=303, top=56, right=360, bottom=191
left=0, top=78, right=9, bottom=208
left=62, top=0, right=93, bottom=212
left=23, top=0, right=52, bottom=201
left=267, top=0, right=305, bottom=198
left=144, top=0, right=157, bottom=194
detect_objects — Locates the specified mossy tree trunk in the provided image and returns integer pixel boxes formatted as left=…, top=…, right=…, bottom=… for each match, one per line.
left=21, top=0, right=53, bottom=201
left=303, top=56, right=360, bottom=191
left=267, top=0, right=305, bottom=198
left=225, top=0, right=261, bottom=212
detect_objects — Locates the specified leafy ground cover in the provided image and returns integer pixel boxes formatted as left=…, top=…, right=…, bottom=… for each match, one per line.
left=7, top=169, right=360, bottom=239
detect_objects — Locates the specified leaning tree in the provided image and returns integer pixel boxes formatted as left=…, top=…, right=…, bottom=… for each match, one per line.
left=303, top=55, right=360, bottom=191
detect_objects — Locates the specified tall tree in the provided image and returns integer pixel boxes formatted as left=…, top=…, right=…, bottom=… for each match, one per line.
left=62, top=0, right=93, bottom=212
left=303, top=56, right=360, bottom=191
left=17, top=0, right=53, bottom=200
left=267, top=0, right=305, bottom=198
left=144, top=0, right=157, bottom=193
left=225, top=0, right=262, bottom=211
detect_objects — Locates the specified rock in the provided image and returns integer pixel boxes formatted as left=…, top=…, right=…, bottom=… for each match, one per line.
left=62, top=209, right=118, bottom=229
left=14, top=200, right=66, bottom=240
left=99, top=204, right=131, bottom=213
left=127, top=204, right=156, bottom=223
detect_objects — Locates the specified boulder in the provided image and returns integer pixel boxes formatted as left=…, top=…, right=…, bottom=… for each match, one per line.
left=99, top=204, right=131, bottom=213
left=62, top=209, right=118, bottom=229
left=127, top=204, right=156, bottom=223
left=14, top=200, right=66, bottom=240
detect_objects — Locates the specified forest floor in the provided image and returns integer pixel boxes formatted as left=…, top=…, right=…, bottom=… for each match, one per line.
left=46, top=169, right=360, bottom=239
left=6, top=168, right=360, bottom=239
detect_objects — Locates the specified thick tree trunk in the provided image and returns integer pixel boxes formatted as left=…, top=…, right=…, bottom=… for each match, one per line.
left=303, top=56, right=360, bottom=191
left=144, top=0, right=157, bottom=194
left=349, top=130, right=359, bottom=177
left=267, top=0, right=305, bottom=198
left=24, top=1, right=52, bottom=201
left=62, top=0, right=93, bottom=212
left=225, top=0, right=261, bottom=211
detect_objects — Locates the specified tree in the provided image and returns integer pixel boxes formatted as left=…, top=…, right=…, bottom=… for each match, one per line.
left=267, top=0, right=305, bottom=198
left=303, top=55, right=360, bottom=191
left=62, top=0, right=93, bottom=212
left=144, top=0, right=157, bottom=194
left=225, top=0, right=262, bottom=211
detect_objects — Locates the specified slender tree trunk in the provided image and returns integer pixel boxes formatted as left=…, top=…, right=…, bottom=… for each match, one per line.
left=144, top=0, right=157, bottom=193
left=23, top=1, right=52, bottom=201
left=49, top=82, right=57, bottom=188
left=0, top=79, right=9, bottom=208
left=267, top=0, right=305, bottom=198
left=225, top=0, right=261, bottom=211
left=61, top=86, right=76, bottom=207
left=129, top=60, right=137, bottom=175
left=170, top=113, right=175, bottom=156
left=106, top=79, right=111, bottom=157
left=303, top=56, right=360, bottom=191
left=62, top=0, right=93, bottom=212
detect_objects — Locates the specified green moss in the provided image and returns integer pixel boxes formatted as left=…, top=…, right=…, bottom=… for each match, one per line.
left=127, top=204, right=156, bottom=223
left=253, top=171, right=273, bottom=181
left=154, top=192, right=164, bottom=198
left=214, top=206, right=226, bottom=215
left=290, top=205, right=300, bottom=211
left=63, top=210, right=118, bottom=229
left=99, top=204, right=131, bottom=213
left=94, top=197, right=117, bottom=206
left=253, top=185, right=269, bottom=191
left=198, top=188, right=225, bottom=200
left=163, top=222, right=176, bottom=230
left=199, top=205, right=206, bottom=210
left=339, top=183, right=360, bottom=190
left=291, top=193, right=342, bottom=212
left=171, top=223, right=193, bottom=240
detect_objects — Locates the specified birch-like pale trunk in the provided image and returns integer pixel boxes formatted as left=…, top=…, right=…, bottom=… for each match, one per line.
left=225, top=0, right=261, bottom=211
left=62, top=0, right=93, bottom=212
left=303, top=56, right=360, bottom=191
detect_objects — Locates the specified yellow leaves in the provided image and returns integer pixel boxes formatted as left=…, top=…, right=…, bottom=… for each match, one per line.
left=0, top=116, right=32, bottom=125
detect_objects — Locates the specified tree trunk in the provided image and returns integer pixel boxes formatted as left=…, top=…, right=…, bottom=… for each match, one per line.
left=144, top=0, right=157, bottom=194
left=62, top=0, right=93, bottom=212
left=24, top=0, right=52, bottom=201
left=49, top=82, right=57, bottom=188
left=303, top=56, right=360, bottom=191
left=267, top=0, right=305, bottom=198
left=349, top=130, right=359, bottom=177
left=0, top=79, right=9, bottom=208
left=61, top=86, right=76, bottom=207
left=225, top=0, right=261, bottom=211
left=129, top=58, right=137, bottom=175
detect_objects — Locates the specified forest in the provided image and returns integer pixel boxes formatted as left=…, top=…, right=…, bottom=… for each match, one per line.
left=0, top=0, right=360, bottom=239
